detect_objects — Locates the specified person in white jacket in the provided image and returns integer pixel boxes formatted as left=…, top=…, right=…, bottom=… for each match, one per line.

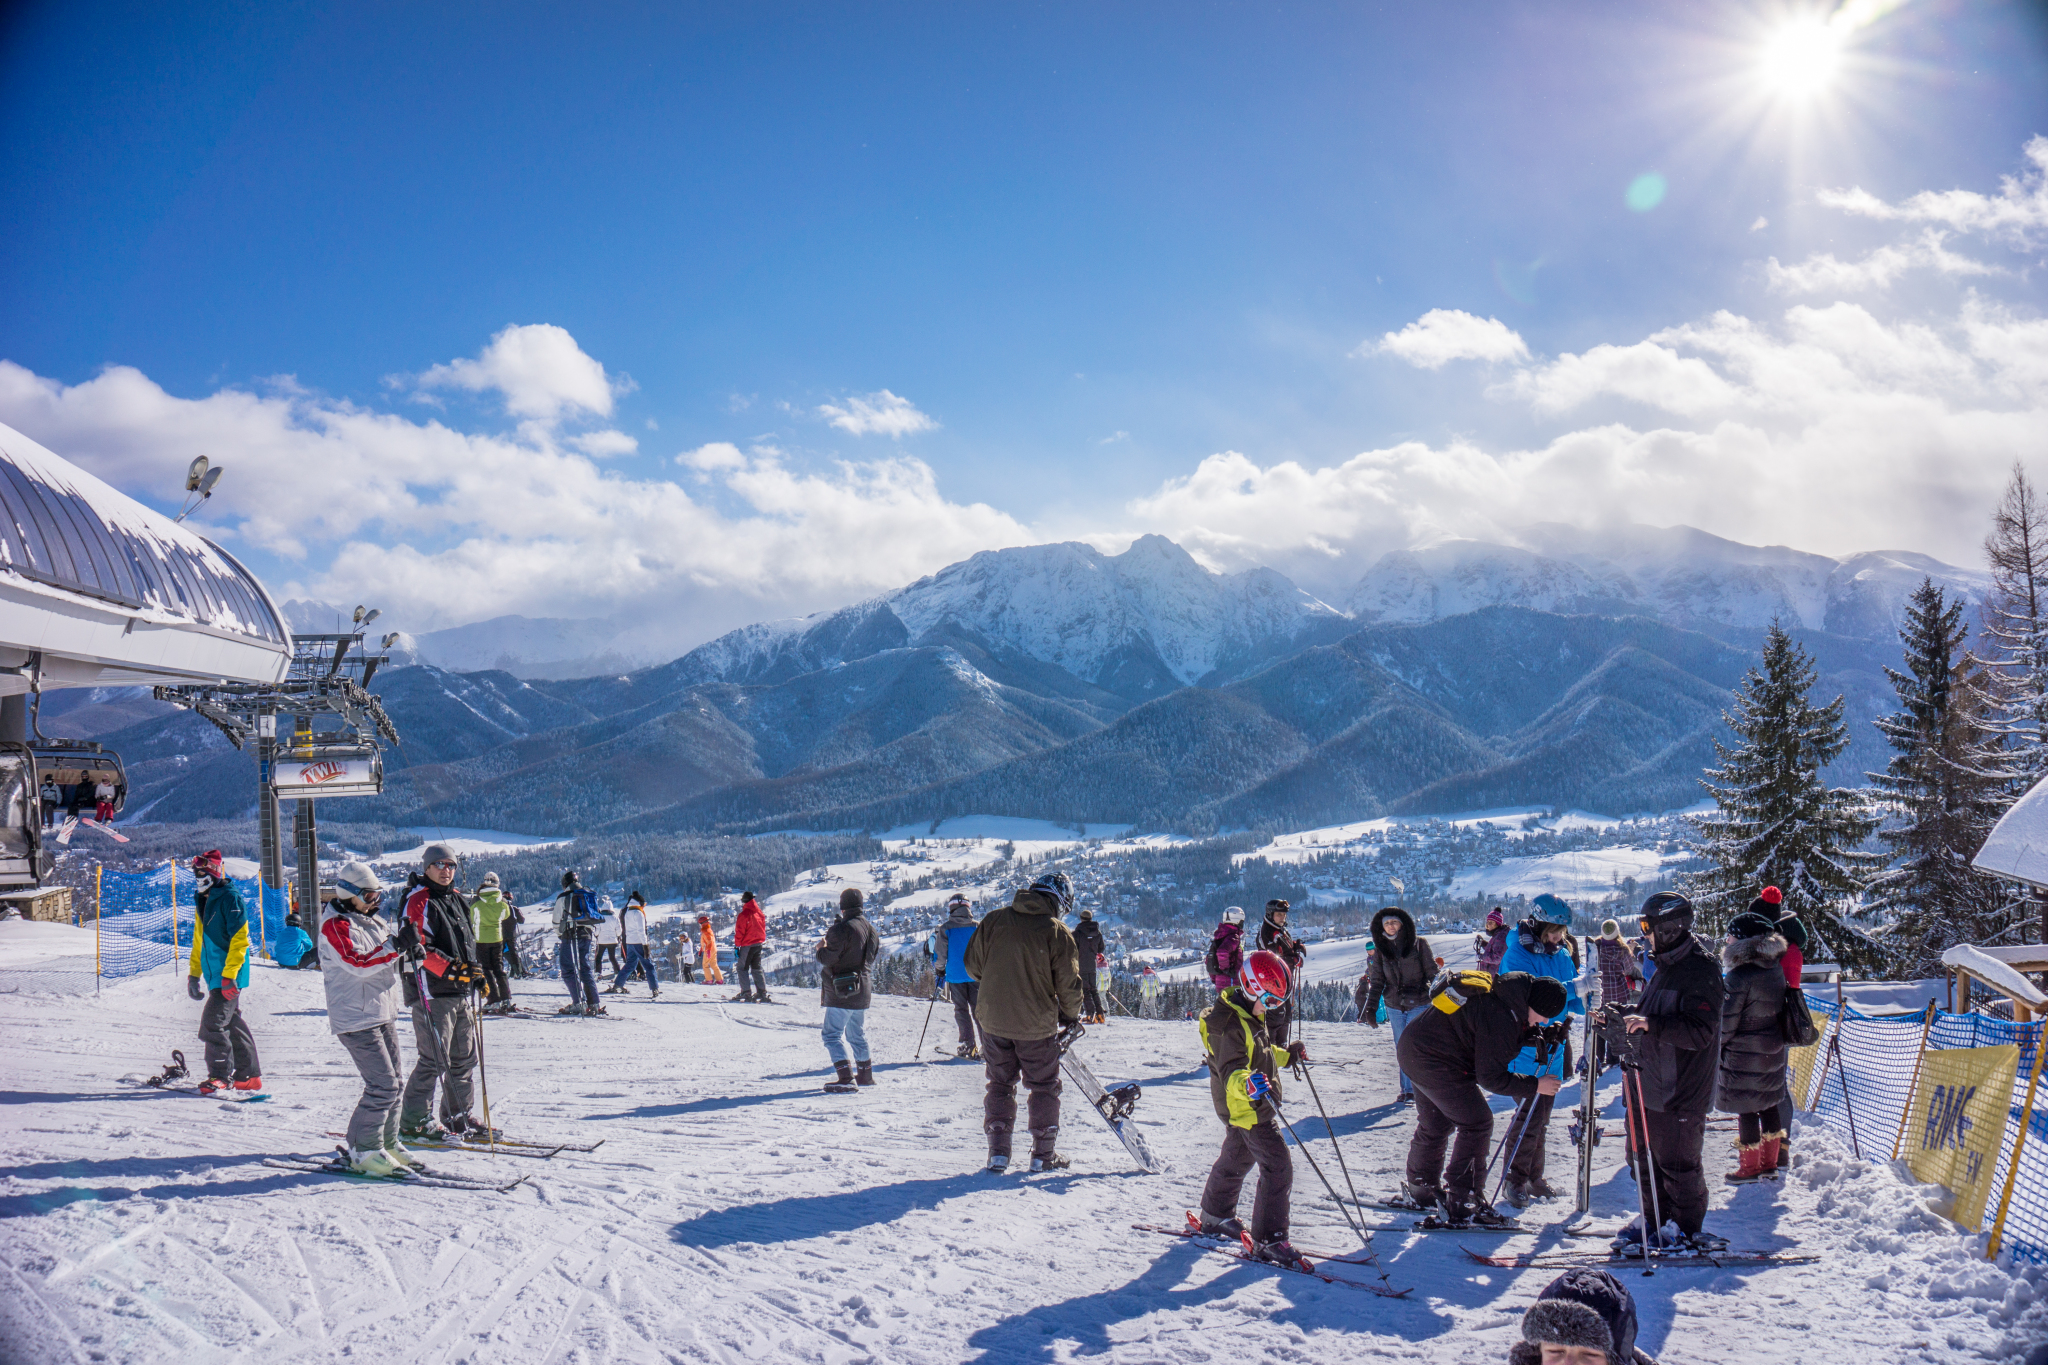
left=607, top=891, right=661, bottom=997
left=317, top=862, right=414, bottom=1176
left=592, top=897, right=623, bottom=976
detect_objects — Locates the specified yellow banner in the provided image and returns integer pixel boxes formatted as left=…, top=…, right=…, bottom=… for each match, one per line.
left=1786, top=1009, right=1829, bottom=1109
left=1906, top=1044, right=2020, bottom=1231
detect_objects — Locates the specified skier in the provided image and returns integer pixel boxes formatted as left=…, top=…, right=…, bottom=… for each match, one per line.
left=1496, top=894, right=1585, bottom=1206
left=470, top=871, right=517, bottom=1013
left=398, top=844, right=490, bottom=1141
left=1205, top=906, right=1246, bottom=992
left=185, top=849, right=262, bottom=1096
left=1718, top=908, right=1790, bottom=1182
left=1073, top=905, right=1107, bottom=1023
left=934, top=893, right=980, bottom=1058
left=38, top=774, right=58, bottom=827
left=317, top=861, right=414, bottom=1174
left=731, top=890, right=768, bottom=1002
left=612, top=892, right=662, bottom=998
left=816, top=888, right=881, bottom=1088
left=963, top=871, right=1085, bottom=1173
left=1593, top=919, right=1643, bottom=1008
left=1255, top=900, right=1307, bottom=1041
left=1195, top=948, right=1311, bottom=1268
left=1395, top=970, right=1569, bottom=1228
left=1475, top=906, right=1510, bottom=972
left=1357, top=906, right=1436, bottom=1104
left=92, top=774, right=116, bottom=824
left=552, top=872, right=604, bottom=1015
left=592, top=896, right=623, bottom=977
left=1506, top=1267, right=1655, bottom=1365
left=1607, top=891, right=1727, bottom=1254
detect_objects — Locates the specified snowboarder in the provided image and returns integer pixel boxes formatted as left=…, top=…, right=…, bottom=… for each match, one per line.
left=470, top=871, right=517, bottom=1012
left=1357, top=906, right=1436, bottom=1104
left=1718, top=909, right=1790, bottom=1183
left=398, top=844, right=490, bottom=1141
left=1593, top=919, right=1643, bottom=1009
left=186, top=849, right=262, bottom=1096
left=1607, top=891, right=1727, bottom=1254
left=963, top=871, right=1085, bottom=1172
left=1195, top=948, right=1311, bottom=1268
left=934, top=893, right=980, bottom=1057
left=317, top=862, right=414, bottom=1174
left=1475, top=906, right=1510, bottom=972
left=1496, top=894, right=1585, bottom=1206
left=816, top=888, right=881, bottom=1088
left=592, top=896, right=623, bottom=977
left=1395, top=969, right=1568, bottom=1228
left=1073, top=905, right=1107, bottom=1023
left=731, top=891, right=767, bottom=1001
left=1506, top=1267, right=1655, bottom=1365
left=613, top=891, right=662, bottom=997
left=1255, top=900, right=1307, bottom=1041
left=552, top=871, right=604, bottom=1014
left=1205, top=906, right=1246, bottom=992
left=92, top=774, right=116, bottom=824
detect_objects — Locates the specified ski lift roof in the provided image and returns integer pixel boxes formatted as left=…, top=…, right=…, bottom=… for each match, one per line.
left=0, top=421, right=289, bottom=688
left=1974, top=773, right=2048, bottom=890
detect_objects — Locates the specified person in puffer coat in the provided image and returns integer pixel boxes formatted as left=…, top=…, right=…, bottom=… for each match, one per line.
left=1496, top=894, right=1585, bottom=1206
left=470, top=872, right=516, bottom=1012
left=1357, top=906, right=1436, bottom=1103
left=1593, top=919, right=1643, bottom=1008
left=318, top=862, right=412, bottom=1175
left=1476, top=907, right=1510, bottom=972
left=1506, top=1267, right=1658, bottom=1364
left=963, top=872, right=1085, bottom=1172
left=398, top=843, right=488, bottom=1141
left=816, top=888, right=881, bottom=1086
left=1206, top=907, right=1246, bottom=992
left=187, top=849, right=261, bottom=1095
left=1718, top=910, right=1790, bottom=1183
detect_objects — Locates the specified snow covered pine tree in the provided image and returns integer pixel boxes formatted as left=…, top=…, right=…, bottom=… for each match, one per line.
left=1683, top=621, right=1884, bottom=972
left=1977, top=461, right=2048, bottom=944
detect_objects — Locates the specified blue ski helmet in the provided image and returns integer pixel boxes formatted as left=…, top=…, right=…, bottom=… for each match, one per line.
left=1028, top=871, right=1074, bottom=914
left=1531, top=893, right=1573, bottom=927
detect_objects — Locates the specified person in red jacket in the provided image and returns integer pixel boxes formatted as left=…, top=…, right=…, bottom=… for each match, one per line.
left=731, top=891, right=770, bottom=1003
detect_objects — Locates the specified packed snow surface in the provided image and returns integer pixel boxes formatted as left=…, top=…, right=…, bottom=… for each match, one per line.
left=3, top=951, right=2041, bottom=1363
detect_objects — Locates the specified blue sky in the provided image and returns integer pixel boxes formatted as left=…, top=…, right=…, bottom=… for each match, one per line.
left=2, top=1, right=2045, bottom=648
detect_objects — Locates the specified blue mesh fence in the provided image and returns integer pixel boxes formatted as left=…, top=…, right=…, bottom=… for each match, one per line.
left=1801, top=996, right=2048, bottom=1266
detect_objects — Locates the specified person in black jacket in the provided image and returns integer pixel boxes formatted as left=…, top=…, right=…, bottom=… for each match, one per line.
left=1396, top=971, right=1569, bottom=1227
left=1256, top=900, right=1308, bottom=1042
left=1072, top=907, right=1107, bottom=1024
left=815, top=888, right=881, bottom=1089
left=1611, top=891, right=1727, bottom=1252
left=1718, top=910, right=1790, bottom=1183
left=396, top=843, right=490, bottom=1141
left=1356, top=906, right=1435, bottom=1104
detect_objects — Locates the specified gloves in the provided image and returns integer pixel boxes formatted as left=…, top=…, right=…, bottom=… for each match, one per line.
left=187, top=975, right=204, bottom=1002
left=221, top=983, right=239, bottom=1004
left=1363, top=1010, right=1380, bottom=1028
left=1286, top=1041, right=1309, bottom=1066
left=1244, top=1071, right=1273, bottom=1104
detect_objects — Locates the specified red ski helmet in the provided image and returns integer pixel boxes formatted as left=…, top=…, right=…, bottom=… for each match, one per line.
left=1238, top=949, right=1291, bottom=1009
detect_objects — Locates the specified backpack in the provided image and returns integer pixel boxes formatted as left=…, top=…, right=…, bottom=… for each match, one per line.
left=1428, top=969, right=1496, bottom=1015
left=569, top=886, right=603, bottom=924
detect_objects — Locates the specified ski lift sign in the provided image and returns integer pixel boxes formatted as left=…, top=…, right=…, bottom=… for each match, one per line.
left=272, top=755, right=381, bottom=799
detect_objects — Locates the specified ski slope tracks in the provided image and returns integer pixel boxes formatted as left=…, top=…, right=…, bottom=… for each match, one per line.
left=0, top=949, right=2042, bottom=1362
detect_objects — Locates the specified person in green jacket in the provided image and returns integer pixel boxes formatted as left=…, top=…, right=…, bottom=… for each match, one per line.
left=185, top=849, right=263, bottom=1095
left=470, top=871, right=517, bottom=1013
left=1195, top=948, right=1309, bottom=1269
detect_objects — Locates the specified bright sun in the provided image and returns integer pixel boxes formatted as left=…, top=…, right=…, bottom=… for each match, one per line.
left=1758, top=17, right=1843, bottom=98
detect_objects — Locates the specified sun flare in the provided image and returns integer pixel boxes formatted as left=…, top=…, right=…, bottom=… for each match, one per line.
left=1758, top=17, right=1843, bottom=98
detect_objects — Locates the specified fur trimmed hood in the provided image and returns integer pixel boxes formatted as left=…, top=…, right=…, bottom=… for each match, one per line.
left=1722, top=931, right=1788, bottom=971
left=1371, top=906, right=1416, bottom=956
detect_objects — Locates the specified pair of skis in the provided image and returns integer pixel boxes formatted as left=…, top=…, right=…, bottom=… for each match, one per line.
left=265, top=1149, right=530, bottom=1194
left=1134, top=1216, right=1411, bottom=1298
left=1347, top=1196, right=1525, bottom=1235
left=54, top=815, right=127, bottom=845
left=321, top=1131, right=603, bottom=1159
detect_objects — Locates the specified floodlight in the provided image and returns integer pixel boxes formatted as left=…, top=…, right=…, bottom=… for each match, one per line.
left=197, top=467, right=223, bottom=495
left=360, top=609, right=381, bottom=627
left=184, top=456, right=210, bottom=492
left=352, top=605, right=366, bottom=624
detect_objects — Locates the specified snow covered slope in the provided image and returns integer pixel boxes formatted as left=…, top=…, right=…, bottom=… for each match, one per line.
left=2, top=961, right=2041, bottom=1363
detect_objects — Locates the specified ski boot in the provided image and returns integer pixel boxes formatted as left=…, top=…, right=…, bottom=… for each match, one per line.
left=400, top=1119, right=454, bottom=1144
left=233, top=1076, right=265, bottom=1094
left=1029, top=1151, right=1070, bottom=1173
left=196, top=1076, right=232, bottom=1097
left=384, top=1139, right=425, bottom=1170
left=1522, top=1176, right=1559, bottom=1200
left=1395, top=1179, right=1444, bottom=1213
left=584, top=1003, right=608, bottom=1016
left=1680, top=1228, right=1730, bottom=1254
left=855, top=1061, right=876, bottom=1087
left=1607, top=1217, right=1680, bottom=1256
left=1435, top=1195, right=1516, bottom=1230
left=448, top=1113, right=502, bottom=1143
left=1501, top=1177, right=1532, bottom=1210
left=557, top=1002, right=584, bottom=1015
left=1243, top=1234, right=1313, bottom=1272
left=1192, top=1210, right=1246, bottom=1240
left=347, top=1147, right=404, bottom=1178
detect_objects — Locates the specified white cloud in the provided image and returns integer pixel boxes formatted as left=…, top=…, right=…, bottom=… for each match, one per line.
left=1750, top=216, right=1768, bottom=232
left=1766, top=231, right=1997, bottom=294
left=1369, top=309, right=1530, bottom=369
left=413, top=323, right=622, bottom=422
left=1819, top=135, right=2048, bottom=243
left=816, top=389, right=937, bottom=438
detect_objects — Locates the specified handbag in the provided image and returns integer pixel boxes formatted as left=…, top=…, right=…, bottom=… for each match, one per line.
left=832, top=971, right=863, bottom=998
left=1778, top=984, right=1820, bottom=1046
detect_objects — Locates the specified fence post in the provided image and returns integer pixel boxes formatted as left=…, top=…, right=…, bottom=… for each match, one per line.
left=94, top=863, right=102, bottom=997
left=1891, top=1001, right=1938, bottom=1162
left=1987, top=1022, right=2046, bottom=1261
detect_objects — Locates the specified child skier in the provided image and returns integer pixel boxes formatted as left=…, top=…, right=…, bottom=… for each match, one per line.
left=1205, top=906, right=1246, bottom=992
left=1196, top=949, right=1310, bottom=1269
left=186, top=849, right=263, bottom=1095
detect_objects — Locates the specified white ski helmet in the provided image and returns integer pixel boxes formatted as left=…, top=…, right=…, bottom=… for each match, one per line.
left=1222, top=905, right=1245, bottom=926
left=334, top=861, right=382, bottom=906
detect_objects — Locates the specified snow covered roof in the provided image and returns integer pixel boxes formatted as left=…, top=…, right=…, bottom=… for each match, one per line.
left=1973, top=774, right=2048, bottom=890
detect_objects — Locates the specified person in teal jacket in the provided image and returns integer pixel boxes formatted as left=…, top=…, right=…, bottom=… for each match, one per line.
left=185, top=849, right=262, bottom=1095
left=1495, top=893, right=1585, bottom=1206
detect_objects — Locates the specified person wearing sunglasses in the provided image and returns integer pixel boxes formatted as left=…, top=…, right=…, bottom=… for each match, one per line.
left=1196, top=949, right=1312, bottom=1270
left=318, top=862, right=413, bottom=1175
left=396, top=843, right=491, bottom=1143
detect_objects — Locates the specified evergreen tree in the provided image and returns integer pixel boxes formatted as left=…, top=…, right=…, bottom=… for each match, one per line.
left=1867, top=579, right=2020, bottom=974
left=1684, top=621, right=1883, bottom=972
left=1980, top=462, right=2048, bottom=785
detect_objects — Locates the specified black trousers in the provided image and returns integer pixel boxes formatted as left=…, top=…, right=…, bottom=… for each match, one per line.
left=949, top=981, right=979, bottom=1048
left=503, top=935, right=525, bottom=978
left=1201, top=1120, right=1294, bottom=1243
left=1505, top=1092, right=1555, bottom=1183
left=595, top=943, right=622, bottom=974
left=1081, top=974, right=1103, bottom=1017
left=1406, top=1075, right=1495, bottom=1203
left=477, top=942, right=511, bottom=1004
left=736, top=944, right=766, bottom=997
left=198, top=988, right=261, bottom=1082
left=982, top=1032, right=1062, bottom=1156
left=1629, top=1106, right=1709, bottom=1236
left=1266, top=1002, right=1293, bottom=1045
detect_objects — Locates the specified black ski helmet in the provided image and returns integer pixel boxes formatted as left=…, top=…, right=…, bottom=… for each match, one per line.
left=1639, top=891, right=1694, bottom=930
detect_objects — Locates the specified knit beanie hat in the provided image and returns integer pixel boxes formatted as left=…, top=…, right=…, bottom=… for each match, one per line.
left=627, top=890, right=645, bottom=906
left=479, top=871, right=500, bottom=889
left=422, top=842, right=457, bottom=868
left=741, top=891, right=757, bottom=905
left=1600, top=918, right=1622, bottom=940
left=1526, top=976, right=1569, bottom=1019
left=1727, top=911, right=1776, bottom=940
left=1486, top=906, right=1506, bottom=928
left=840, top=887, right=864, bottom=913
left=1747, top=885, right=1783, bottom=919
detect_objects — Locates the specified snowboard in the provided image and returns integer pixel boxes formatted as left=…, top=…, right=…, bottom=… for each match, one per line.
left=55, top=817, right=77, bottom=846
left=78, top=818, right=129, bottom=843
left=1057, top=1033, right=1158, bottom=1172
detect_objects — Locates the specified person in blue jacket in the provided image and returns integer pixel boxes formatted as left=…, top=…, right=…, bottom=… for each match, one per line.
left=934, top=893, right=980, bottom=1059
left=1496, top=893, right=1585, bottom=1206
left=186, top=849, right=263, bottom=1096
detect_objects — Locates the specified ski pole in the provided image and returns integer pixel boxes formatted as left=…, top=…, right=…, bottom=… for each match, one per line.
left=470, top=987, right=495, bottom=1152
left=1620, top=1067, right=1657, bottom=1276
left=915, top=991, right=938, bottom=1061
left=1482, top=1095, right=1531, bottom=1186
left=1298, top=1062, right=1367, bottom=1219
left=1273, top=1100, right=1372, bottom=1245
left=1489, top=1094, right=1541, bottom=1207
